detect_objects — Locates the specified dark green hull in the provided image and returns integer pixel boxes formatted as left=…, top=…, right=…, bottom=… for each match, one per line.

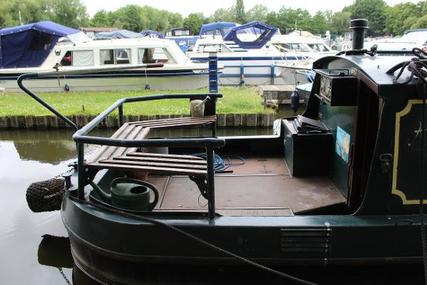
left=62, top=195, right=422, bottom=284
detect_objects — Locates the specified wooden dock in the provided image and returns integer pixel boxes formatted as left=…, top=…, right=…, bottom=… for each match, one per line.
left=258, top=85, right=305, bottom=108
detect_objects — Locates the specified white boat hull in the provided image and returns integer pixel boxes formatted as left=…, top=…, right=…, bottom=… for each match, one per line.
left=0, top=73, right=208, bottom=92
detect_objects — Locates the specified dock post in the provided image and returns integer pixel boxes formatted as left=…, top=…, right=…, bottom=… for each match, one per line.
left=208, top=52, right=218, bottom=93
left=239, top=64, right=245, bottom=86
left=270, top=64, right=275, bottom=85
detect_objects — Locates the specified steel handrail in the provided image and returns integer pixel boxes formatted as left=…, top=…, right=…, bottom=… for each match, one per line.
left=73, top=93, right=223, bottom=139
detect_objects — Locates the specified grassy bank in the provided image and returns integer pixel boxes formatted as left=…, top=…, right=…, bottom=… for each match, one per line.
left=0, top=87, right=270, bottom=117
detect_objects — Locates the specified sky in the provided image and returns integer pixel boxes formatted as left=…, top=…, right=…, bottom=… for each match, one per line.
left=82, top=0, right=421, bottom=17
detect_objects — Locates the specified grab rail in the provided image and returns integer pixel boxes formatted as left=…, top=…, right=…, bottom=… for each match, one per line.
left=17, top=64, right=223, bottom=219
left=72, top=93, right=224, bottom=219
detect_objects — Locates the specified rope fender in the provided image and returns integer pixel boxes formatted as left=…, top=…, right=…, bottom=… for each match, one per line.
left=26, top=178, right=65, bottom=212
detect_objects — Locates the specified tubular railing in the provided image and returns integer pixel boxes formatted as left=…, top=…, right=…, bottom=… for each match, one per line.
left=18, top=71, right=224, bottom=219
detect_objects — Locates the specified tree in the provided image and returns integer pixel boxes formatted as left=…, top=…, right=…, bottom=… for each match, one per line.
left=235, top=0, right=246, bottom=23
left=114, top=5, right=144, bottom=31
left=90, top=10, right=112, bottom=27
left=212, top=8, right=235, bottom=22
left=384, top=3, right=418, bottom=35
left=45, top=0, right=89, bottom=28
left=246, top=4, right=268, bottom=22
left=411, top=14, right=427, bottom=29
left=310, top=12, right=328, bottom=35
left=183, top=13, right=205, bottom=35
left=168, top=13, right=184, bottom=30
left=350, top=0, right=387, bottom=36
left=272, top=7, right=312, bottom=34
left=330, top=11, right=351, bottom=35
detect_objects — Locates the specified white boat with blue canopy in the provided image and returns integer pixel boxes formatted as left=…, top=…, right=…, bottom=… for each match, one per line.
left=188, top=21, right=307, bottom=85
left=0, top=21, right=211, bottom=92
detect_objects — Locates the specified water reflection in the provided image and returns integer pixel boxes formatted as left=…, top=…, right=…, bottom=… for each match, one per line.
left=0, top=128, right=272, bottom=285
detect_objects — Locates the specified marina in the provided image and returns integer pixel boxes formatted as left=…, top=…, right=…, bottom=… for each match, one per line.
left=8, top=18, right=426, bottom=284
left=1, top=0, right=427, bottom=284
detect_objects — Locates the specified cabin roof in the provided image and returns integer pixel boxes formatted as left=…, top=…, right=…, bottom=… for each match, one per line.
left=315, top=54, right=415, bottom=87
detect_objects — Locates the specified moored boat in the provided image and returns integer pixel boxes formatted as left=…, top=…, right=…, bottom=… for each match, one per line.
left=23, top=19, right=427, bottom=284
left=0, top=21, right=212, bottom=92
left=188, top=21, right=307, bottom=86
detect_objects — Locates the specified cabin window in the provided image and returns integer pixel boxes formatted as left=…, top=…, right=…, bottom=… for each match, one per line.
left=274, top=43, right=310, bottom=52
left=100, top=49, right=131, bottom=65
left=60, top=50, right=94, bottom=66
left=307, top=43, right=329, bottom=52
left=137, top=48, right=176, bottom=64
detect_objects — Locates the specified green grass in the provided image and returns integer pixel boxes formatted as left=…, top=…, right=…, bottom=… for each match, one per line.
left=0, top=87, right=270, bottom=117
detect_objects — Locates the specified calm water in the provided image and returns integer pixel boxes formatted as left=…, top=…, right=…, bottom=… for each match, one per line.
left=0, top=128, right=425, bottom=285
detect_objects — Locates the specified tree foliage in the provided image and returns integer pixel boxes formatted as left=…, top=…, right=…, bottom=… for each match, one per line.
left=183, top=13, right=205, bottom=35
left=330, top=11, right=352, bottom=35
left=246, top=4, right=268, bottom=23
left=235, top=0, right=246, bottom=23
left=348, top=0, right=387, bottom=36
left=0, top=0, right=88, bottom=28
left=412, top=15, right=427, bottom=30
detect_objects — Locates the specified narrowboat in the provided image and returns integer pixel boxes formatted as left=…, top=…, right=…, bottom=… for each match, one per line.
left=24, top=20, right=427, bottom=284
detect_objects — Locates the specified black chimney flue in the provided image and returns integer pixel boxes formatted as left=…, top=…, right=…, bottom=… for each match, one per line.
left=350, top=19, right=368, bottom=50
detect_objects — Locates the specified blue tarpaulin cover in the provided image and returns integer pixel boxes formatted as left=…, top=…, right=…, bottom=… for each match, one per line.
left=141, top=30, right=165, bottom=39
left=199, top=22, right=236, bottom=37
left=223, top=21, right=277, bottom=49
left=95, top=30, right=143, bottom=39
left=0, top=21, right=79, bottom=68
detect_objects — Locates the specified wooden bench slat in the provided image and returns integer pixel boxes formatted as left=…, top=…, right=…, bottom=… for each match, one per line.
left=90, top=162, right=207, bottom=175
left=114, top=155, right=207, bottom=165
left=126, top=151, right=204, bottom=160
left=89, top=123, right=131, bottom=163
left=128, top=116, right=216, bottom=126
left=89, top=125, right=150, bottom=163
left=102, top=158, right=207, bottom=170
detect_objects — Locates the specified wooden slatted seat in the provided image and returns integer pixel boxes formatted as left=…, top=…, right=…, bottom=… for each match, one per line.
left=87, top=115, right=217, bottom=177
left=89, top=151, right=207, bottom=176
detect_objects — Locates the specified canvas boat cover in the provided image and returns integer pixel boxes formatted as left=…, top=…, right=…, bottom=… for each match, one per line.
left=141, top=30, right=165, bottom=39
left=223, top=21, right=277, bottom=49
left=0, top=21, right=81, bottom=68
left=94, top=30, right=143, bottom=39
left=199, top=22, right=237, bottom=37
